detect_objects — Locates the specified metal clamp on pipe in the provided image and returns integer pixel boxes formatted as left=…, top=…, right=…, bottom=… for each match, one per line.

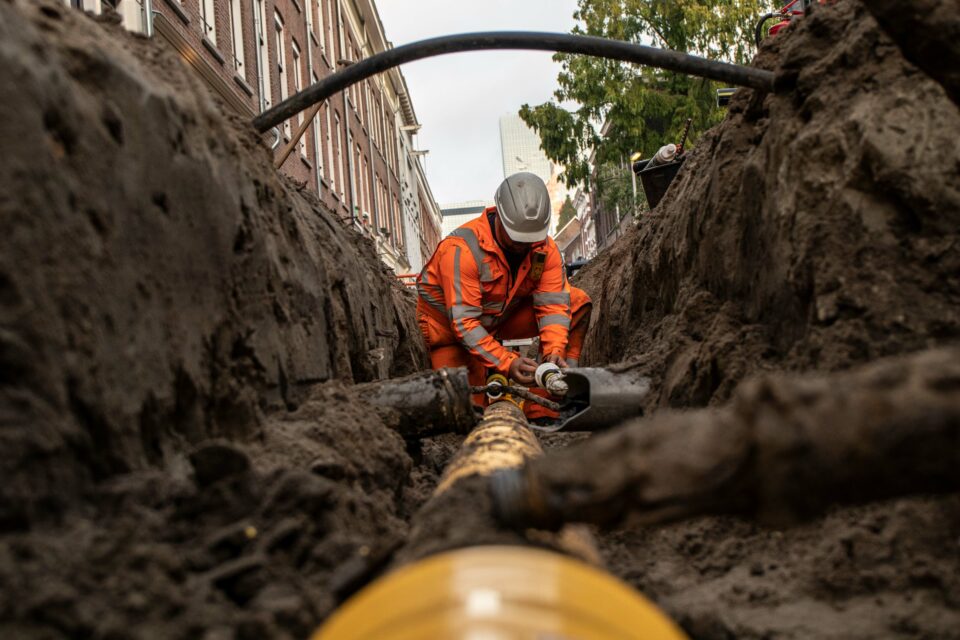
left=485, top=372, right=508, bottom=401
left=535, top=362, right=569, bottom=397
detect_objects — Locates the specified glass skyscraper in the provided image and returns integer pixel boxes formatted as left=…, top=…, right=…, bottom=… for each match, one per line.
left=499, top=114, right=553, bottom=183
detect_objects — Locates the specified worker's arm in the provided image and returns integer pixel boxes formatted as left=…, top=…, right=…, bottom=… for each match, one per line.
left=532, top=243, right=572, bottom=358
left=437, top=241, right=517, bottom=375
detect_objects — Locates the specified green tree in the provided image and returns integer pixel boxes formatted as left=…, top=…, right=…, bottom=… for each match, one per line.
left=522, top=0, right=774, bottom=201
left=557, top=196, right=578, bottom=230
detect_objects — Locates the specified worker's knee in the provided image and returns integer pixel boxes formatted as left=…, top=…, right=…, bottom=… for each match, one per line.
left=570, top=286, right=592, bottom=315
left=428, top=344, right=467, bottom=369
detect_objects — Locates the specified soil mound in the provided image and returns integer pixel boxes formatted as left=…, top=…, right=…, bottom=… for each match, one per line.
left=573, top=1, right=960, bottom=637
left=0, top=2, right=425, bottom=637
left=2, top=0, right=958, bottom=638
left=0, top=0, right=425, bottom=529
left=578, top=0, right=960, bottom=410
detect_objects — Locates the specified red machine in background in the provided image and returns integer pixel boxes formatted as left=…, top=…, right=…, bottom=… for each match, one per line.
left=755, top=0, right=828, bottom=47
left=717, top=0, right=828, bottom=106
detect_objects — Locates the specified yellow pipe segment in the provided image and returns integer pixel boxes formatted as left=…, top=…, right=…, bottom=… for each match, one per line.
left=313, top=545, right=688, bottom=640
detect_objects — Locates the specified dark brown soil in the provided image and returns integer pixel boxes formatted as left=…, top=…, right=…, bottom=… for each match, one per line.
left=2, top=0, right=959, bottom=639
left=0, top=0, right=425, bottom=528
left=569, top=1, right=960, bottom=637
left=577, top=0, right=960, bottom=411
left=0, top=2, right=425, bottom=638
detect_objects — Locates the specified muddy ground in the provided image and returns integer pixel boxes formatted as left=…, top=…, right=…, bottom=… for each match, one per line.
left=572, top=1, right=960, bottom=637
left=1, top=0, right=958, bottom=639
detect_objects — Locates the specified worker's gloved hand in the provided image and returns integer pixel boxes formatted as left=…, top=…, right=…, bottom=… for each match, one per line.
left=544, top=353, right=568, bottom=369
left=508, top=356, right=538, bottom=385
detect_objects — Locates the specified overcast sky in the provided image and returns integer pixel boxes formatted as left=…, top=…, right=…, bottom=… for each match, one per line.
left=376, top=0, right=580, bottom=205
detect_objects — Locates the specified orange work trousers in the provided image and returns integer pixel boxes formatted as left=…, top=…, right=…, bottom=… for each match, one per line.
left=424, top=287, right=592, bottom=419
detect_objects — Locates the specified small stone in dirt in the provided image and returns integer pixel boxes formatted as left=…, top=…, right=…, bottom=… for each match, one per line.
left=309, top=454, right=348, bottom=480
left=190, top=442, right=252, bottom=487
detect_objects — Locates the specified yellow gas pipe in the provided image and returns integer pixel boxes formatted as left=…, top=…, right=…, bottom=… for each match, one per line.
left=313, top=392, right=687, bottom=640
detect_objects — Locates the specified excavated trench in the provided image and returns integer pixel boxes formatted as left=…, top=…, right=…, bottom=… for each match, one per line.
left=1, top=1, right=959, bottom=639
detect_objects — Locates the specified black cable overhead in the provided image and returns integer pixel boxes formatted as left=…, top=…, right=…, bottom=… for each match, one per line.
left=252, top=31, right=775, bottom=133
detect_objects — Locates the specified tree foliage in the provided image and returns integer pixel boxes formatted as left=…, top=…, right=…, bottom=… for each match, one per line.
left=557, top=196, right=578, bottom=230
left=521, top=0, right=776, bottom=196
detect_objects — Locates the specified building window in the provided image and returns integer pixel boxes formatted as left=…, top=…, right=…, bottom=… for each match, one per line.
left=201, top=0, right=216, bottom=45
left=356, top=146, right=366, bottom=221
left=308, top=0, right=325, bottom=52
left=376, top=178, right=384, bottom=232
left=348, top=43, right=359, bottom=111
left=375, top=94, right=383, bottom=150
left=335, top=113, right=345, bottom=201
left=275, top=11, right=289, bottom=137
left=364, top=157, right=373, bottom=221
left=394, top=196, right=403, bottom=249
left=326, top=0, right=336, bottom=61
left=325, top=105, right=335, bottom=190
left=66, top=0, right=103, bottom=13
left=292, top=40, right=305, bottom=156
left=380, top=101, right=388, bottom=155
left=337, top=1, right=346, bottom=60
left=362, top=81, right=370, bottom=129
left=256, top=0, right=272, bottom=108
left=362, top=153, right=371, bottom=221
left=229, top=0, right=245, bottom=74
left=312, top=73, right=324, bottom=185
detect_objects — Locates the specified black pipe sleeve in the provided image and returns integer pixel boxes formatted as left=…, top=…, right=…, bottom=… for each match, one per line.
left=252, top=31, right=776, bottom=132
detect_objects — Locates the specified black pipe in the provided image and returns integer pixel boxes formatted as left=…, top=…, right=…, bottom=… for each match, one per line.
left=357, top=367, right=476, bottom=439
left=253, top=31, right=776, bottom=133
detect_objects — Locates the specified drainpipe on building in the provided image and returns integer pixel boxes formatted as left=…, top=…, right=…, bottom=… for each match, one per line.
left=361, top=37, right=381, bottom=250
left=252, top=0, right=267, bottom=113
left=383, top=87, right=396, bottom=253
left=346, top=107, right=357, bottom=225
left=304, top=1, right=322, bottom=196
left=142, top=0, right=154, bottom=37
left=336, top=0, right=357, bottom=225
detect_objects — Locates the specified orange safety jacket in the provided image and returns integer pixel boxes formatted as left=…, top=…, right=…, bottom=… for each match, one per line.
left=416, top=208, right=573, bottom=375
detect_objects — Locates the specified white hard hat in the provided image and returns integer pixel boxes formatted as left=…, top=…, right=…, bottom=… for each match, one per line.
left=495, top=172, right=551, bottom=243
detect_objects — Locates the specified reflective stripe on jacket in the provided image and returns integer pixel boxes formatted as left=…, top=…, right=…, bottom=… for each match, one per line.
left=416, top=208, right=572, bottom=374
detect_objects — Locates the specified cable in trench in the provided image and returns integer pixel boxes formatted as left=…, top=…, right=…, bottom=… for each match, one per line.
left=252, top=31, right=775, bottom=133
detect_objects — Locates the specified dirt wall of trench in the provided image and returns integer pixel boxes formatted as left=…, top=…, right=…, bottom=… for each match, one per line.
left=571, top=2, right=960, bottom=637
left=577, top=0, right=960, bottom=411
left=2, top=0, right=960, bottom=639
left=0, top=0, right=425, bottom=528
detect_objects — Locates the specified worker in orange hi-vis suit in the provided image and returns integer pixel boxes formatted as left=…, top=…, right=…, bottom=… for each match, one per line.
left=416, top=172, right=592, bottom=420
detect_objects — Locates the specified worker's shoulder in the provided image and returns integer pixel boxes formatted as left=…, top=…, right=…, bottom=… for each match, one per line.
left=442, top=217, right=489, bottom=249
left=433, top=232, right=482, bottom=268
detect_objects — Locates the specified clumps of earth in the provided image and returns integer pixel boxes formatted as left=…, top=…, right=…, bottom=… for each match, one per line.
left=0, top=1, right=958, bottom=639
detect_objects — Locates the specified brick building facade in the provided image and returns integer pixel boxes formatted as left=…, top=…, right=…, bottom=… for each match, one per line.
left=66, top=0, right=443, bottom=274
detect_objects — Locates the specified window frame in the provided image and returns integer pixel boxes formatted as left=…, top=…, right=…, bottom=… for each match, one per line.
left=274, top=11, right=290, bottom=137
left=229, top=0, right=245, bottom=74
left=201, top=0, right=217, bottom=45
